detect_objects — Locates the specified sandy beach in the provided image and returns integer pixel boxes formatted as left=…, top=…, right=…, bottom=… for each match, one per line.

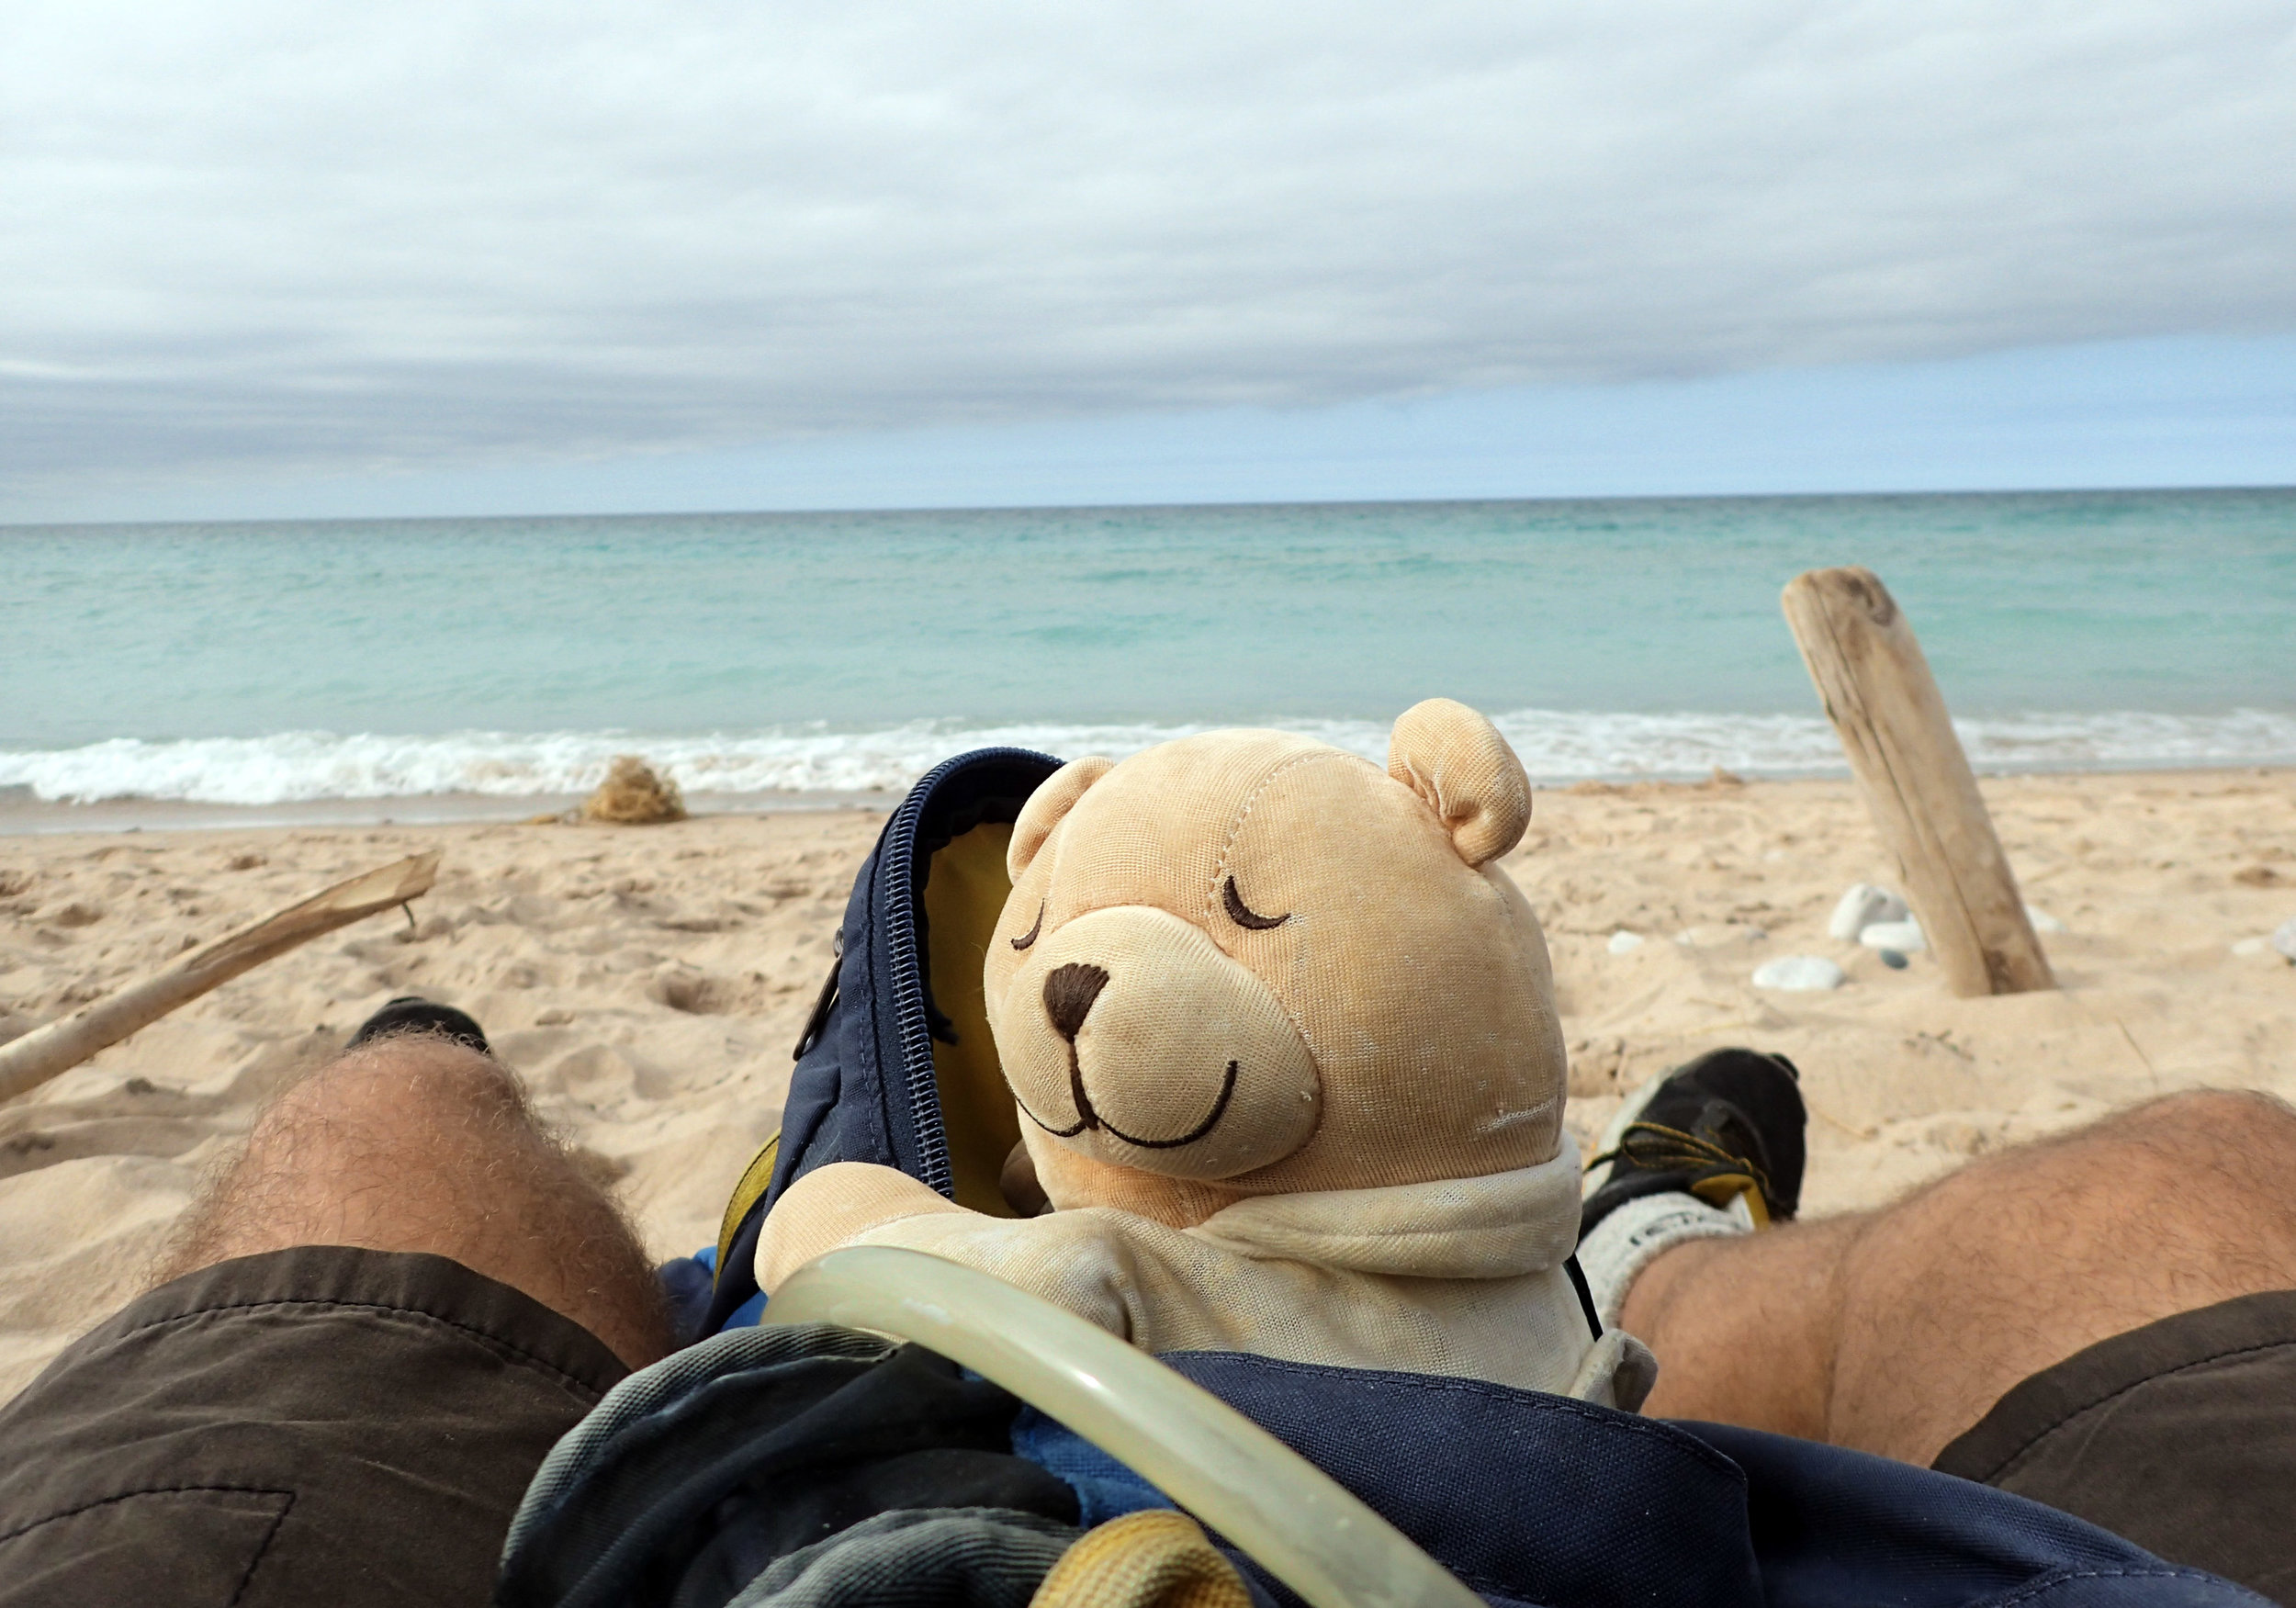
left=4, top=768, right=2292, bottom=1402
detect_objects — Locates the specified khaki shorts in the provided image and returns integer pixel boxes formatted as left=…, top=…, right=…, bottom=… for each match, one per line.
left=0, top=1246, right=624, bottom=1608
left=1936, top=1288, right=2296, bottom=1602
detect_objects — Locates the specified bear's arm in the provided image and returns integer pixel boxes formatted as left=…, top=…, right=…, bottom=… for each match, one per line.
left=754, top=1161, right=974, bottom=1293
left=761, top=1196, right=1143, bottom=1343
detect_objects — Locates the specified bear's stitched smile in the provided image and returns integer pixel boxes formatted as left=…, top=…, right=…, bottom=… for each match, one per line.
left=1015, top=1048, right=1241, bottom=1150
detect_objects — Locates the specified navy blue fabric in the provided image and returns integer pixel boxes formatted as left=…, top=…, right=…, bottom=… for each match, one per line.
left=1688, top=1420, right=2260, bottom=1607
left=661, top=1247, right=763, bottom=1346
left=1122, top=1353, right=1761, bottom=1608
left=1004, top=1353, right=2261, bottom=1608
left=694, top=748, right=1063, bottom=1336
left=658, top=1254, right=716, bottom=1344
left=1007, top=1406, right=1176, bottom=1529
left=778, top=834, right=891, bottom=1180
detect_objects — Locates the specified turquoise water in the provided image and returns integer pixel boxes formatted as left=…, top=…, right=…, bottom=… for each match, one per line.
left=3, top=489, right=2291, bottom=801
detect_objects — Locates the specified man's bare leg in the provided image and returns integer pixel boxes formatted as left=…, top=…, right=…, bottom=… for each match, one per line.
left=1624, top=1088, right=2296, bottom=1465
left=159, top=1032, right=674, bottom=1369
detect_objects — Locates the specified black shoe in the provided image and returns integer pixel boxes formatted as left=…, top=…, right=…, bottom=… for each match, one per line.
left=1581, top=1048, right=1805, bottom=1238
left=345, top=995, right=492, bottom=1057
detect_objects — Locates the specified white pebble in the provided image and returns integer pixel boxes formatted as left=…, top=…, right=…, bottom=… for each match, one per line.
left=2274, top=916, right=2296, bottom=962
left=2233, top=937, right=2269, bottom=957
left=1606, top=930, right=1645, bottom=954
left=1860, top=918, right=1927, bottom=952
left=2025, top=906, right=2067, bottom=934
left=1829, top=883, right=1908, bottom=941
left=1752, top=955, right=1847, bottom=991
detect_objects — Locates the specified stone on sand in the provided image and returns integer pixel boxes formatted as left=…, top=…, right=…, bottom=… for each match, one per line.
left=1860, top=918, right=1926, bottom=952
left=1606, top=930, right=1645, bottom=954
left=2275, top=916, right=2296, bottom=962
left=1751, top=955, right=1846, bottom=992
left=1829, top=883, right=1908, bottom=941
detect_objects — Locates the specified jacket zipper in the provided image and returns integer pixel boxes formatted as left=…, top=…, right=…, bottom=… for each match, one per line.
left=878, top=747, right=1057, bottom=1199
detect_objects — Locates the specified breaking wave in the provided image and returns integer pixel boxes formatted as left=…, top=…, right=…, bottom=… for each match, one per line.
left=6, top=708, right=2293, bottom=806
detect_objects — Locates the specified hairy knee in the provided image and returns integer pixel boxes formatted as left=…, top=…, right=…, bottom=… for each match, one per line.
left=253, top=1034, right=529, bottom=1156
left=2135, top=1085, right=2294, bottom=1130
left=2113, top=1087, right=2296, bottom=1169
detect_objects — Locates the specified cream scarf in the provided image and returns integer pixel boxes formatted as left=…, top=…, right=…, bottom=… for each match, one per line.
left=835, top=1133, right=1645, bottom=1404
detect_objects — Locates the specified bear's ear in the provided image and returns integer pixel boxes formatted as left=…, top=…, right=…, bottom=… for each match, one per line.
left=1009, top=755, right=1116, bottom=880
left=1387, top=699, right=1530, bottom=867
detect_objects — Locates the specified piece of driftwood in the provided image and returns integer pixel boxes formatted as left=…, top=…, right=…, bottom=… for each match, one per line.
left=1781, top=568, right=2054, bottom=998
left=0, top=851, right=441, bottom=1104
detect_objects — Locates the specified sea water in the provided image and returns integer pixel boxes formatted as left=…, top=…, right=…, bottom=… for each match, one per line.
left=3, top=488, right=2290, bottom=809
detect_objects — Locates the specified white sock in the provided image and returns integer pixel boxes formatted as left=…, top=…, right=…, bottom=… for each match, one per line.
left=1575, top=1191, right=1751, bottom=1329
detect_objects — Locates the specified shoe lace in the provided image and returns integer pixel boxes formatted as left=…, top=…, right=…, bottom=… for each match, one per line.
left=1584, top=1121, right=1777, bottom=1224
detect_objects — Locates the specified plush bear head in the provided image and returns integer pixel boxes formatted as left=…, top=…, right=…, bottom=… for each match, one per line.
left=985, top=698, right=1566, bottom=1229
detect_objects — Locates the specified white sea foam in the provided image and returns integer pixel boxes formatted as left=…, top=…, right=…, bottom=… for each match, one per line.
left=6, top=708, right=2292, bottom=807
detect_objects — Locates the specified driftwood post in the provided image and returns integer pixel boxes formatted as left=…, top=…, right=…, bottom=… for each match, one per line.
left=0, top=850, right=441, bottom=1103
left=1781, top=568, right=2054, bottom=998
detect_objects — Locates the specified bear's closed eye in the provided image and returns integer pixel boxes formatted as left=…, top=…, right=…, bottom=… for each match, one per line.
left=1222, top=876, right=1289, bottom=930
left=1011, top=901, right=1046, bottom=950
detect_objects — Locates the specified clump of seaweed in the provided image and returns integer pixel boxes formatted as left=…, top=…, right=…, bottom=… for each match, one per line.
left=582, top=757, right=688, bottom=826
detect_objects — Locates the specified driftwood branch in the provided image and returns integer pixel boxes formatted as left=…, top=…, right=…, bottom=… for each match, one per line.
left=0, top=850, right=442, bottom=1103
left=1781, top=567, right=2054, bottom=998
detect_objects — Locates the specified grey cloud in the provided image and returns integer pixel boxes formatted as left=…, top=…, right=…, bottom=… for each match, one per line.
left=3, top=0, right=2292, bottom=496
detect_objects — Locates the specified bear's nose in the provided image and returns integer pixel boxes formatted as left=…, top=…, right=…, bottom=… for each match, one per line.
left=1042, top=962, right=1110, bottom=1041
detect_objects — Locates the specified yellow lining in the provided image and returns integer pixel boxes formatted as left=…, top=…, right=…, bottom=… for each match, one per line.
left=924, top=823, right=1023, bottom=1215
left=714, top=1132, right=781, bottom=1279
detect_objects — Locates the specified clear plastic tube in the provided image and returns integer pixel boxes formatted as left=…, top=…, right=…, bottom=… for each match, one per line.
left=766, top=1245, right=1484, bottom=1608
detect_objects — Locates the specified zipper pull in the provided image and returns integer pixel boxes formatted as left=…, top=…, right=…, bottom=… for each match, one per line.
left=792, top=932, right=843, bottom=1061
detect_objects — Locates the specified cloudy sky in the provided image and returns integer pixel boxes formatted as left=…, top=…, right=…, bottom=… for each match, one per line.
left=5, top=0, right=2291, bottom=522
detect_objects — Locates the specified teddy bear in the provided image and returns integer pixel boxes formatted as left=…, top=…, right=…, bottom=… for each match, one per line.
left=756, top=699, right=1649, bottom=1406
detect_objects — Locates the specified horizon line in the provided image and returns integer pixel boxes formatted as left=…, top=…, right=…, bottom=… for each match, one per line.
left=8, top=478, right=2292, bottom=535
